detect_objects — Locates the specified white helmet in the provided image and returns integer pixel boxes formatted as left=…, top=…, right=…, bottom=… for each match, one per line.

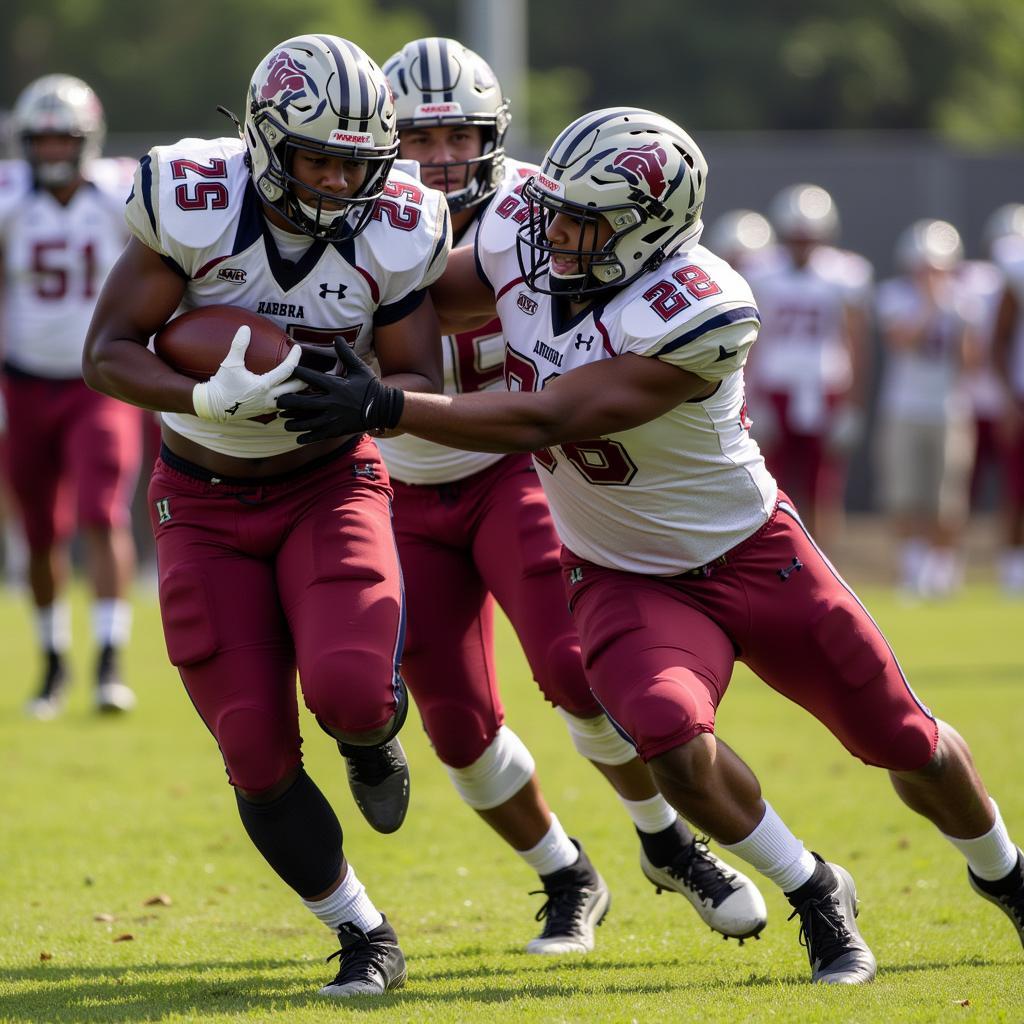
left=243, top=35, right=398, bottom=240
left=982, top=203, right=1024, bottom=250
left=383, top=37, right=509, bottom=213
left=769, top=183, right=839, bottom=243
left=517, top=107, right=707, bottom=298
left=13, top=74, right=105, bottom=188
left=705, top=209, right=775, bottom=262
left=895, top=219, right=963, bottom=272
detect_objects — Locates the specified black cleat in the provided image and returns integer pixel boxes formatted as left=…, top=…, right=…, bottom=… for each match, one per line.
left=640, top=834, right=768, bottom=940
left=527, top=840, right=611, bottom=953
left=25, top=650, right=67, bottom=720
left=339, top=737, right=410, bottom=834
left=95, top=645, right=136, bottom=713
left=319, top=917, right=407, bottom=997
left=969, top=848, right=1024, bottom=948
left=787, top=856, right=877, bottom=984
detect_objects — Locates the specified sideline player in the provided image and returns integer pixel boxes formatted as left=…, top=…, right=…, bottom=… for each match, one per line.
left=744, top=184, right=870, bottom=547
left=0, top=75, right=140, bottom=717
left=280, top=108, right=1024, bottom=984
left=875, top=220, right=977, bottom=598
left=377, top=37, right=766, bottom=953
left=82, top=35, right=450, bottom=998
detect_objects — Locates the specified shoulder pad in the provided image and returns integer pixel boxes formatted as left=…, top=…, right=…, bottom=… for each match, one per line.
left=0, top=160, right=30, bottom=224
left=477, top=176, right=526, bottom=257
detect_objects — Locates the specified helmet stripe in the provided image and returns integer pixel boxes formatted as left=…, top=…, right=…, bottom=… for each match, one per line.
left=417, top=39, right=432, bottom=101
left=548, top=109, right=630, bottom=179
left=437, top=37, right=454, bottom=100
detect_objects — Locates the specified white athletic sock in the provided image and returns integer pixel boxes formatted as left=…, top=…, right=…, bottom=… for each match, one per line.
left=518, top=813, right=579, bottom=876
left=37, top=601, right=71, bottom=653
left=620, top=793, right=678, bottom=835
left=901, top=539, right=927, bottom=593
left=301, top=864, right=383, bottom=934
left=943, top=799, right=1020, bottom=881
left=721, top=801, right=818, bottom=892
left=93, top=599, right=132, bottom=649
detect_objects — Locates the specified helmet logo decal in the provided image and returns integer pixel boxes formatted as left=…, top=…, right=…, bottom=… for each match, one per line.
left=606, top=142, right=669, bottom=199
left=260, top=51, right=318, bottom=103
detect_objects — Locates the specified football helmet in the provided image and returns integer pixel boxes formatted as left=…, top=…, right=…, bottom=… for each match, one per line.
left=895, top=219, right=963, bottom=272
left=705, top=209, right=775, bottom=262
left=243, top=35, right=398, bottom=240
left=13, top=74, right=105, bottom=188
left=383, top=37, right=509, bottom=213
left=769, top=183, right=839, bottom=243
left=517, top=107, right=707, bottom=299
left=982, top=203, right=1024, bottom=251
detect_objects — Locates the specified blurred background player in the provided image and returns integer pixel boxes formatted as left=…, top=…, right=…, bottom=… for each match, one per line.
left=0, top=74, right=140, bottom=717
left=82, top=35, right=454, bottom=998
left=704, top=208, right=779, bottom=276
left=744, top=184, right=870, bottom=547
left=875, top=219, right=978, bottom=598
left=991, top=210, right=1024, bottom=595
left=378, top=36, right=766, bottom=954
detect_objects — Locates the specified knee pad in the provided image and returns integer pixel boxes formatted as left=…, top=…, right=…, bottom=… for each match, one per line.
left=235, top=769, right=343, bottom=898
left=445, top=725, right=535, bottom=810
left=557, top=707, right=637, bottom=766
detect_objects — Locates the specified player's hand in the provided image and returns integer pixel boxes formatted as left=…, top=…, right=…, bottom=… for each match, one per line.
left=826, top=403, right=865, bottom=455
left=191, top=326, right=304, bottom=423
left=277, top=337, right=405, bottom=444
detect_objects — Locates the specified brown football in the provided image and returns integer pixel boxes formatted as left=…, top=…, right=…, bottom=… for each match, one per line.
left=153, top=305, right=295, bottom=381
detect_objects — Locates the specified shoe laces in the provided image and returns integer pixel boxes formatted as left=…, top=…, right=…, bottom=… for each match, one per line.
left=325, top=925, right=391, bottom=985
left=787, top=888, right=852, bottom=969
left=663, top=835, right=737, bottom=906
left=530, top=872, right=595, bottom=938
left=340, top=740, right=403, bottom=786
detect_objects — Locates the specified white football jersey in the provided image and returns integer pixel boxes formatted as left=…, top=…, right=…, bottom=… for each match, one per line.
left=125, top=137, right=451, bottom=458
left=476, top=179, right=776, bottom=576
left=0, top=157, right=133, bottom=378
left=875, top=276, right=973, bottom=423
left=745, top=252, right=856, bottom=431
left=377, top=158, right=537, bottom=485
left=993, top=234, right=1024, bottom=397
left=956, top=259, right=1008, bottom=417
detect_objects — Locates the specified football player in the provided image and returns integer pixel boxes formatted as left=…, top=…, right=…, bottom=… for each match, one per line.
left=743, top=184, right=871, bottom=548
left=82, top=35, right=452, bottom=998
left=0, top=75, right=141, bottom=718
left=991, top=213, right=1024, bottom=593
left=376, top=37, right=766, bottom=954
left=279, top=108, right=1024, bottom=984
left=875, top=220, right=978, bottom=598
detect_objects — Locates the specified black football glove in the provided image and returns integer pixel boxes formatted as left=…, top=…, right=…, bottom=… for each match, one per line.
left=277, top=337, right=404, bottom=445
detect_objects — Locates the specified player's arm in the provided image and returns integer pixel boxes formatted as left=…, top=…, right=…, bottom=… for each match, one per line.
left=82, top=237, right=195, bottom=412
left=430, top=244, right=498, bottom=334
left=280, top=335, right=715, bottom=450
left=373, top=292, right=443, bottom=395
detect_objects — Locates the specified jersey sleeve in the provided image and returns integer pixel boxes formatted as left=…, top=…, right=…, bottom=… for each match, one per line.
left=124, top=150, right=167, bottom=254
left=618, top=250, right=761, bottom=380
left=474, top=177, right=525, bottom=293
left=371, top=172, right=452, bottom=321
left=0, top=160, right=31, bottom=240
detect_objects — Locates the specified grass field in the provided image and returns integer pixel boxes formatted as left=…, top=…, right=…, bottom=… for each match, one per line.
left=1, top=576, right=1022, bottom=1023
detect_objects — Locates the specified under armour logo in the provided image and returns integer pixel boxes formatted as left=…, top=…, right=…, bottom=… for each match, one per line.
left=353, top=463, right=378, bottom=479
left=715, top=344, right=737, bottom=362
left=575, top=333, right=595, bottom=351
left=319, top=283, right=348, bottom=300
left=154, top=497, right=172, bottom=525
left=568, top=567, right=584, bottom=585
left=225, top=401, right=241, bottom=417
left=777, top=557, right=803, bottom=581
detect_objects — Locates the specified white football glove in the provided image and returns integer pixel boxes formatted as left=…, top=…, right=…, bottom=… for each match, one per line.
left=191, top=326, right=304, bottom=423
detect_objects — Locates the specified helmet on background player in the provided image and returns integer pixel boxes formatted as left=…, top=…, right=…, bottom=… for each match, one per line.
left=13, top=74, right=105, bottom=188
left=242, top=35, right=398, bottom=241
left=517, top=107, right=707, bottom=299
left=982, top=203, right=1024, bottom=252
left=382, top=37, right=509, bottom=213
left=705, top=208, right=775, bottom=264
left=768, top=183, right=839, bottom=244
left=894, top=219, right=963, bottom=273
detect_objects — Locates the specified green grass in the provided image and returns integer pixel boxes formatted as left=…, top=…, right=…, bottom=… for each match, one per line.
left=1, top=580, right=1022, bottom=1023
